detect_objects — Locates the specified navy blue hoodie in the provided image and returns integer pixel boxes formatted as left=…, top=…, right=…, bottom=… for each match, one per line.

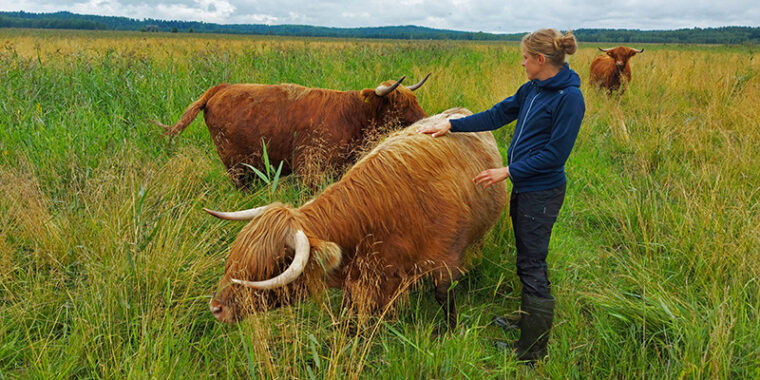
left=450, top=63, right=585, bottom=193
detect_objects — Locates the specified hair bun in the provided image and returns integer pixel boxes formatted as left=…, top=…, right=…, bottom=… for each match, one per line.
left=559, top=31, right=577, bottom=55
left=521, top=28, right=577, bottom=66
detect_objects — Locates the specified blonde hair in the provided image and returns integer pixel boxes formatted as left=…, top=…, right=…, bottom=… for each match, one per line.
left=521, top=29, right=577, bottom=67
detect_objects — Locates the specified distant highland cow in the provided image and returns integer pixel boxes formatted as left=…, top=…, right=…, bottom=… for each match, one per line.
left=590, top=46, right=643, bottom=94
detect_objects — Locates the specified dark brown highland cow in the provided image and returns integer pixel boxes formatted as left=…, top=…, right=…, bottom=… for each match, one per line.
left=203, top=108, right=507, bottom=328
left=154, top=75, right=430, bottom=186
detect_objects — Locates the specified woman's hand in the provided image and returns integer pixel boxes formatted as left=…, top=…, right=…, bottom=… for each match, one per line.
left=416, top=119, right=451, bottom=137
left=473, top=167, right=510, bottom=189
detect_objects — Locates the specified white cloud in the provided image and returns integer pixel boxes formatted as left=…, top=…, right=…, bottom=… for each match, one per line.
left=237, top=13, right=279, bottom=24
left=340, top=11, right=371, bottom=20
left=1, top=0, right=759, bottom=32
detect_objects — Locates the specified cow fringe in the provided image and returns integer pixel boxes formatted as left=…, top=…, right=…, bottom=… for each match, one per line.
left=152, top=84, right=230, bottom=139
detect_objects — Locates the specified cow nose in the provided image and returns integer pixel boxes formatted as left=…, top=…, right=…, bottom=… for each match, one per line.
left=210, top=299, right=224, bottom=319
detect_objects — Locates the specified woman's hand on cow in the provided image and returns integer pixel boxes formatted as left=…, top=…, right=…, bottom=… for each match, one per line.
left=473, top=167, right=510, bottom=189
left=416, top=119, right=451, bottom=137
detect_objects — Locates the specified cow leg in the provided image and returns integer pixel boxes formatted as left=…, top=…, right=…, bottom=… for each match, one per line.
left=342, top=265, right=401, bottom=312
left=293, top=136, right=337, bottom=190
left=224, top=165, right=247, bottom=189
left=229, top=171, right=250, bottom=189
left=434, top=271, right=459, bottom=330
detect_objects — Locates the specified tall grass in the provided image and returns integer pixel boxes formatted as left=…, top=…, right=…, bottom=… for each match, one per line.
left=1, top=28, right=758, bottom=378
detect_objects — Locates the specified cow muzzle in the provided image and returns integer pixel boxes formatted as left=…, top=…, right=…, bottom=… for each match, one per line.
left=209, top=297, right=229, bottom=322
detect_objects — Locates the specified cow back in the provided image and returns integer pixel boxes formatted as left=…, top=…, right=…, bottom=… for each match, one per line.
left=303, top=108, right=506, bottom=271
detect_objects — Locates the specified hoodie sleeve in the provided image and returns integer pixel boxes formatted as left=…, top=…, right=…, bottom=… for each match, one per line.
left=449, top=86, right=525, bottom=132
left=508, top=89, right=585, bottom=181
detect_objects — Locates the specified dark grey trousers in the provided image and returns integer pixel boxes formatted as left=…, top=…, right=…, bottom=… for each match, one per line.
left=509, top=183, right=566, bottom=299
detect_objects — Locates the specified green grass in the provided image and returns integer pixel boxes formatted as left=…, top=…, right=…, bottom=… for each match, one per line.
left=1, top=28, right=759, bottom=379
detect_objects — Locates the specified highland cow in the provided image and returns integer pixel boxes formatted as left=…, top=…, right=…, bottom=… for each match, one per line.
left=204, top=108, right=507, bottom=328
left=590, top=47, right=643, bottom=94
left=154, top=75, right=430, bottom=186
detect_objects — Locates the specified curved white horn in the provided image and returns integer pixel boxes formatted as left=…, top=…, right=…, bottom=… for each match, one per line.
left=203, top=206, right=266, bottom=221
left=407, top=72, right=431, bottom=91
left=230, top=230, right=310, bottom=290
left=599, top=47, right=612, bottom=52
left=375, top=76, right=406, bottom=97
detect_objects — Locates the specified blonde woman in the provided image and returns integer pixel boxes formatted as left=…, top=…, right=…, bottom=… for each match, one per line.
left=418, top=29, right=585, bottom=363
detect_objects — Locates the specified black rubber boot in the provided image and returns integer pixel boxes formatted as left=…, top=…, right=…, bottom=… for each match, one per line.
left=514, top=293, right=554, bottom=362
left=494, top=293, right=554, bottom=364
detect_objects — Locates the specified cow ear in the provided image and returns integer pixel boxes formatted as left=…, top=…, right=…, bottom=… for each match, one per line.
left=309, top=238, right=342, bottom=273
left=360, top=89, right=377, bottom=104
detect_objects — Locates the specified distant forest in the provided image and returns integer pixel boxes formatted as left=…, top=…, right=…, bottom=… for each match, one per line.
left=2, top=11, right=760, bottom=44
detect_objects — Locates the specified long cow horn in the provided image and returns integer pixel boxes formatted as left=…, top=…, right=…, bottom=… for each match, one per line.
left=599, top=47, right=612, bottom=52
left=633, top=48, right=644, bottom=53
left=230, top=230, right=310, bottom=290
left=375, top=76, right=406, bottom=97
left=203, top=206, right=266, bottom=220
left=407, top=72, right=431, bottom=91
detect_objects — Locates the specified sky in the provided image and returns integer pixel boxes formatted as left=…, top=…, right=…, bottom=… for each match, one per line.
left=3, top=0, right=760, bottom=34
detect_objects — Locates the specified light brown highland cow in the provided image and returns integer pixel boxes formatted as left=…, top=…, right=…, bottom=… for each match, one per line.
left=203, top=108, right=507, bottom=328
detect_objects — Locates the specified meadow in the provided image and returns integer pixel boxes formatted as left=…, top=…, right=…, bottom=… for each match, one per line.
left=0, top=28, right=759, bottom=379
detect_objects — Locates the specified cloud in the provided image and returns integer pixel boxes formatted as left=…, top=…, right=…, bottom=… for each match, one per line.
left=1, top=0, right=759, bottom=32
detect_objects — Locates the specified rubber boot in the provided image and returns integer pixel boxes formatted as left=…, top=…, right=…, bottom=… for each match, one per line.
left=494, top=293, right=554, bottom=363
left=514, top=293, right=554, bottom=362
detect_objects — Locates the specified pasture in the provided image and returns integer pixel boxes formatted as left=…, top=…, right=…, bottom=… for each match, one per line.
left=1, top=28, right=759, bottom=378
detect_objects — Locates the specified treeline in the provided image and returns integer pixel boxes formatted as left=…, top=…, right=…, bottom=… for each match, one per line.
left=573, top=27, right=760, bottom=44
left=0, top=13, right=106, bottom=30
left=247, top=25, right=511, bottom=40
left=2, top=11, right=760, bottom=44
left=0, top=11, right=509, bottom=40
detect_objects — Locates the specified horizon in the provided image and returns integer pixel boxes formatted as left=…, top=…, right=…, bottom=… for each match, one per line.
left=3, top=0, right=760, bottom=34
left=4, top=9, right=760, bottom=36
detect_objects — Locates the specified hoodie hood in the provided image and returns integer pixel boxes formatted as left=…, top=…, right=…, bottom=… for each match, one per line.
left=532, top=63, right=581, bottom=91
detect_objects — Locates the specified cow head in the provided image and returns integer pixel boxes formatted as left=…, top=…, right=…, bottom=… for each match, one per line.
left=360, top=74, right=430, bottom=129
left=206, top=203, right=342, bottom=323
left=599, top=47, right=643, bottom=70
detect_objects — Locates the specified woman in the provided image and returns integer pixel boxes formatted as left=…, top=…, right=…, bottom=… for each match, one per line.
left=417, top=28, right=585, bottom=362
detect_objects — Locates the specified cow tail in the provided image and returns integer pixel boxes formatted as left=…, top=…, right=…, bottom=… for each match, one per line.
left=153, top=84, right=229, bottom=139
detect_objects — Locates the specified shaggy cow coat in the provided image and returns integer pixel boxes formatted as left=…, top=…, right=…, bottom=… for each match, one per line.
left=155, top=79, right=428, bottom=187
left=590, top=46, right=643, bottom=94
left=208, top=108, right=507, bottom=328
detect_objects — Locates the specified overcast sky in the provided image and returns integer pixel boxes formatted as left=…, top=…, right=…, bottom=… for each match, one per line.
left=3, top=0, right=760, bottom=34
